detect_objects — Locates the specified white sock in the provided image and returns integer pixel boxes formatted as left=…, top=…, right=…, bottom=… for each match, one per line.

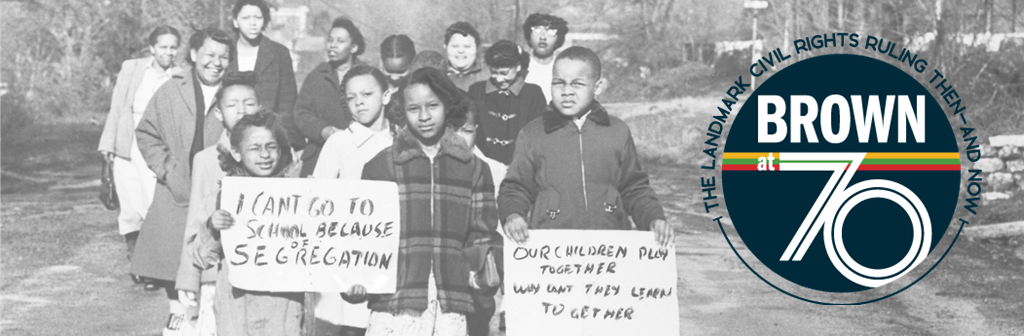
left=168, top=299, right=186, bottom=315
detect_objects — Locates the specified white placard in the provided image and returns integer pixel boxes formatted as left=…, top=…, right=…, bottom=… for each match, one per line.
left=504, top=230, right=680, bottom=336
left=219, top=177, right=400, bottom=293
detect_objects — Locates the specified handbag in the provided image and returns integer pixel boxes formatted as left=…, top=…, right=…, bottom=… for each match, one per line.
left=476, top=248, right=501, bottom=288
left=467, top=246, right=501, bottom=290
left=100, top=155, right=119, bottom=211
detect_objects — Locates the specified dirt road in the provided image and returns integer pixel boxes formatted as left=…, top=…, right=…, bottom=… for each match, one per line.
left=3, top=122, right=1023, bottom=335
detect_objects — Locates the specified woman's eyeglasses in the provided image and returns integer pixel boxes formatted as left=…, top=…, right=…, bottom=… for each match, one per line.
left=530, top=26, right=558, bottom=37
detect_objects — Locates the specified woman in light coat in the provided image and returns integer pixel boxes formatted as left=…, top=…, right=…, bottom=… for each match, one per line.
left=97, top=25, right=182, bottom=276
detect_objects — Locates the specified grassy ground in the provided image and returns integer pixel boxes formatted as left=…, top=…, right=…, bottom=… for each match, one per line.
left=612, top=97, right=720, bottom=167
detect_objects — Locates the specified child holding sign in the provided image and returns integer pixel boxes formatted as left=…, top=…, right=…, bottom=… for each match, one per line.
left=311, top=64, right=396, bottom=336
left=176, top=71, right=264, bottom=334
left=498, top=46, right=673, bottom=245
left=348, top=67, right=503, bottom=336
left=188, top=111, right=304, bottom=336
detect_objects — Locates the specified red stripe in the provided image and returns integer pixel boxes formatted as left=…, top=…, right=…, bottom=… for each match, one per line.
left=722, top=165, right=777, bottom=171
left=858, top=164, right=961, bottom=171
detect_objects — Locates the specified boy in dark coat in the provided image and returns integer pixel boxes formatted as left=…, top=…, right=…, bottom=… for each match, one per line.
left=498, top=46, right=673, bottom=245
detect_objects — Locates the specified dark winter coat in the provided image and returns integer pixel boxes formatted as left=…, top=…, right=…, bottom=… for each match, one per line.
left=227, top=36, right=303, bottom=149
left=467, top=76, right=546, bottom=165
left=498, top=101, right=667, bottom=231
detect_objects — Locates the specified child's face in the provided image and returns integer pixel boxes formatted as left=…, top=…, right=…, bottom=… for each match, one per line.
left=382, top=57, right=411, bottom=88
left=488, top=66, right=520, bottom=90
left=455, top=111, right=477, bottom=148
left=346, top=74, right=391, bottom=127
left=403, top=83, right=446, bottom=144
left=327, top=28, right=357, bottom=63
left=216, top=85, right=259, bottom=131
left=233, top=5, right=264, bottom=40
left=551, top=59, right=603, bottom=117
left=445, top=34, right=477, bottom=70
left=232, top=127, right=281, bottom=177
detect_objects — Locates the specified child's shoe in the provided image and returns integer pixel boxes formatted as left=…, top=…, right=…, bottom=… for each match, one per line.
left=162, top=313, right=185, bottom=336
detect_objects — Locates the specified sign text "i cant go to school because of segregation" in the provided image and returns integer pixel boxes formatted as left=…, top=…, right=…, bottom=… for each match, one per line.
left=220, top=177, right=401, bottom=293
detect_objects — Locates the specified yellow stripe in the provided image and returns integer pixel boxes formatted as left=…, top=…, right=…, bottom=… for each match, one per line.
left=863, top=152, right=960, bottom=159
left=722, top=152, right=778, bottom=159
left=722, top=152, right=959, bottom=159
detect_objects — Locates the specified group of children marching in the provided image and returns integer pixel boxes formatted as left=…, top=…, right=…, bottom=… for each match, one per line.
left=98, top=1, right=671, bottom=335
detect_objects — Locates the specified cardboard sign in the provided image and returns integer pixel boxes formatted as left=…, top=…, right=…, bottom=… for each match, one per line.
left=219, top=177, right=400, bottom=293
left=503, top=230, right=680, bottom=336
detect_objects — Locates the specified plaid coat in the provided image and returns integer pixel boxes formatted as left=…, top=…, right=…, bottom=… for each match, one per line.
left=360, top=127, right=502, bottom=315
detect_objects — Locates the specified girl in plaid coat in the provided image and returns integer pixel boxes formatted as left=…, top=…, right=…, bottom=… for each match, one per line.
left=348, top=67, right=503, bottom=336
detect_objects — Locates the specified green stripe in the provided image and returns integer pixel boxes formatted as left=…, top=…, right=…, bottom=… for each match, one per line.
left=721, top=159, right=760, bottom=165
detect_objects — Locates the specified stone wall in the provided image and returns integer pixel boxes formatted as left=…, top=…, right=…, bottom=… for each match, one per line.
left=975, top=135, right=1024, bottom=202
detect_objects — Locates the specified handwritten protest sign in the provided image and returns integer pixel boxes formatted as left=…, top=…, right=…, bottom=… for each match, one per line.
left=504, top=230, right=679, bottom=336
left=219, top=177, right=400, bottom=293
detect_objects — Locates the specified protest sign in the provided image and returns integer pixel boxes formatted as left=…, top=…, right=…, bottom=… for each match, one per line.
left=504, top=230, right=679, bottom=336
left=219, top=177, right=400, bottom=293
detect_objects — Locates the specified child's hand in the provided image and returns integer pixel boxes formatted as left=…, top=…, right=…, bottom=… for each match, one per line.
left=209, top=210, right=235, bottom=231
left=503, top=214, right=530, bottom=244
left=321, top=126, right=341, bottom=140
left=343, top=284, right=367, bottom=303
left=468, top=270, right=481, bottom=290
left=651, top=219, right=673, bottom=247
left=178, top=290, right=197, bottom=308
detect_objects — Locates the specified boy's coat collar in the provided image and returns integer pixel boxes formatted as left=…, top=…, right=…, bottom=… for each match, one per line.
left=393, top=126, right=474, bottom=164
left=543, top=100, right=610, bottom=133
left=448, top=61, right=483, bottom=77
left=484, top=76, right=526, bottom=96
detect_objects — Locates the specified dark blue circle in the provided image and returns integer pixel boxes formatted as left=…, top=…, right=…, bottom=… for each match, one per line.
left=721, top=54, right=960, bottom=293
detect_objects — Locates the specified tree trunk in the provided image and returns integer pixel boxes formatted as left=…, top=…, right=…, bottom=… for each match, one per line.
left=934, top=0, right=945, bottom=68
left=783, top=0, right=790, bottom=55
left=838, top=0, right=844, bottom=30
left=793, top=0, right=801, bottom=43
left=640, top=0, right=651, bottom=42
left=985, top=0, right=992, bottom=33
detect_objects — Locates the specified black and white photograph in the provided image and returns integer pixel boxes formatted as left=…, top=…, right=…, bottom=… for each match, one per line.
left=1, top=0, right=1023, bottom=335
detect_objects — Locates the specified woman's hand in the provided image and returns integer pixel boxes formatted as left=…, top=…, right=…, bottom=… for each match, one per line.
left=209, top=209, right=235, bottom=231
left=178, top=290, right=197, bottom=308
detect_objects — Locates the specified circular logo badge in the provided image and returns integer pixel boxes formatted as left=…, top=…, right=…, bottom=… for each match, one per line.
left=721, top=54, right=961, bottom=300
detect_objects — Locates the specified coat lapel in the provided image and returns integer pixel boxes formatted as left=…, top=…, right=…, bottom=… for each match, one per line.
left=322, top=63, right=339, bottom=89
left=123, top=58, right=149, bottom=105
left=254, top=38, right=276, bottom=77
left=174, top=69, right=197, bottom=116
